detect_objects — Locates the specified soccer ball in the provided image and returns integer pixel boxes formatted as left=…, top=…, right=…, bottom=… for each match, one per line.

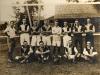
left=15, top=56, right=21, bottom=60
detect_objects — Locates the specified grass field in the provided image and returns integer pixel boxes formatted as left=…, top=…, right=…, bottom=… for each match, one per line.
left=0, top=44, right=100, bottom=75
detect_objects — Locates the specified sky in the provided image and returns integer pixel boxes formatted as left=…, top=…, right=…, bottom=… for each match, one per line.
left=0, top=0, right=96, bottom=23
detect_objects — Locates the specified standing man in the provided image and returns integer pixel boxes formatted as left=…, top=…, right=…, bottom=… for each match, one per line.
left=52, top=20, right=62, bottom=58
left=62, top=21, right=72, bottom=53
left=19, top=19, right=30, bottom=46
left=41, top=20, right=52, bottom=48
left=73, top=19, right=83, bottom=54
left=4, top=21, right=16, bottom=62
left=31, top=20, right=39, bottom=52
left=85, top=18, right=95, bottom=47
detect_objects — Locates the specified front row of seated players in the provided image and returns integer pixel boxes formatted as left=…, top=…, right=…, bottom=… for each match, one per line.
left=82, top=41, right=98, bottom=63
left=63, top=40, right=98, bottom=63
left=15, top=41, right=50, bottom=63
left=15, top=40, right=98, bottom=64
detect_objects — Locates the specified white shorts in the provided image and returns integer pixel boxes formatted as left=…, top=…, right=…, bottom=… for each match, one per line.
left=63, top=35, right=71, bottom=47
left=36, top=35, right=42, bottom=46
left=52, top=35, right=61, bottom=47
left=31, top=35, right=37, bottom=46
left=68, top=55, right=75, bottom=60
left=42, top=35, right=51, bottom=46
left=64, top=54, right=76, bottom=60
left=20, top=33, right=30, bottom=45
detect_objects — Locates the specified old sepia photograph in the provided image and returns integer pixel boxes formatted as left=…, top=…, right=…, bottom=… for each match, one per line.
left=0, top=0, right=100, bottom=75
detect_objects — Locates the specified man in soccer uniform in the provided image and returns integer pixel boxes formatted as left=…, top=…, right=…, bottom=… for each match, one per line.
left=73, top=19, right=83, bottom=54
left=82, top=41, right=98, bottom=63
left=62, top=21, right=72, bottom=53
left=52, top=21, right=62, bottom=57
left=4, top=21, right=16, bottom=62
left=35, top=41, right=50, bottom=63
left=16, top=41, right=34, bottom=63
left=41, top=21, right=52, bottom=47
left=85, top=18, right=95, bottom=47
left=19, top=19, right=30, bottom=46
left=64, top=40, right=78, bottom=63
left=31, top=20, right=40, bottom=52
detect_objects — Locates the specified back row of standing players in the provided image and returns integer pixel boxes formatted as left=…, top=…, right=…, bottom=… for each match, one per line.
left=4, top=18, right=98, bottom=63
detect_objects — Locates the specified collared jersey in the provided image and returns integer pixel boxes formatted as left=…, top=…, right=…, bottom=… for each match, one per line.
left=4, top=26, right=16, bottom=38
left=52, top=26, right=62, bottom=34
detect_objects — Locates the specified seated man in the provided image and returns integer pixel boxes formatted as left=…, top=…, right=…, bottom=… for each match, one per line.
left=35, top=41, right=50, bottom=63
left=64, top=40, right=79, bottom=63
left=81, top=41, right=98, bottom=63
left=15, top=41, right=34, bottom=63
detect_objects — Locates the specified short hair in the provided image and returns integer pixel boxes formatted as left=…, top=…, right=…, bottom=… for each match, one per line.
left=87, top=41, right=91, bottom=44
left=10, top=21, right=14, bottom=24
left=64, top=21, right=67, bottom=24
left=16, top=8, right=20, bottom=10
left=22, top=19, right=26, bottom=21
left=23, top=41, right=27, bottom=43
left=39, top=41, right=44, bottom=44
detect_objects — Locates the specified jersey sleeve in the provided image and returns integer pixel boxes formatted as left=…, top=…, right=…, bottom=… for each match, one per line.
left=4, top=27, right=9, bottom=33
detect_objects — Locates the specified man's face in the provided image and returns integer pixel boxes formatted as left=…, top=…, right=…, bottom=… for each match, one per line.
left=87, top=18, right=91, bottom=24
left=55, top=21, right=58, bottom=27
left=39, top=42, right=44, bottom=47
left=16, top=9, right=20, bottom=14
left=22, top=19, right=26, bottom=24
left=44, top=20, right=47, bottom=25
left=68, top=40, right=72, bottom=47
left=87, top=42, right=91, bottom=48
left=75, top=20, right=79, bottom=24
left=23, top=42, right=28, bottom=46
left=64, top=22, right=67, bottom=27
left=10, top=22, right=14, bottom=27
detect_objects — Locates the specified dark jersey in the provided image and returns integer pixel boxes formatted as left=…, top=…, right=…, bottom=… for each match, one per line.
left=31, top=26, right=40, bottom=35
left=19, top=24, right=30, bottom=34
left=41, top=25, right=52, bottom=35
left=86, top=47, right=95, bottom=54
left=21, top=45, right=30, bottom=56
left=36, top=46, right=50, bottom=56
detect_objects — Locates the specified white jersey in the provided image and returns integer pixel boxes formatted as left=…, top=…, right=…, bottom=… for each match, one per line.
left=77, top=26, right=82, bottom=32
left=52, top=26, right=62, bottom=35
left=4, top=26, right=16, bottom=38
left=63, top=27, right=68, bottom=32
left=52, top=26, right=62, bottom=46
